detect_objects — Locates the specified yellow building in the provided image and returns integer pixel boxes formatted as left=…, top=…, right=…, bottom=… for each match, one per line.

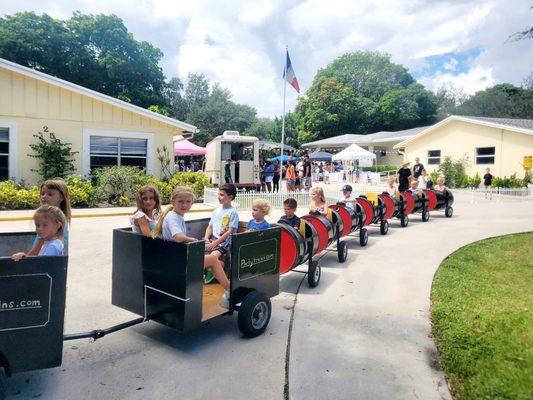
left=394, top=116, right=533, bottom=178
left=0, top=58, right=198, bottom=184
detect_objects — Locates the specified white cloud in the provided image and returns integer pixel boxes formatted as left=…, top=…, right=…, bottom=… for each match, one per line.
left=1, top=0, right=532, bottom=117
left=419, top=65, right=495, bottom=95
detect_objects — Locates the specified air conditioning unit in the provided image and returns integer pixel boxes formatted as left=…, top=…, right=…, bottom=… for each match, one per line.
left=222, top=131, right=240, bottom=137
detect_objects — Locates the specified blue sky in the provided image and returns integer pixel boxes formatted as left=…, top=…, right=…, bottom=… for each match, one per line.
left=412, top=48, right=483, bottom=80
left=1, top=0, right=532, bottom=117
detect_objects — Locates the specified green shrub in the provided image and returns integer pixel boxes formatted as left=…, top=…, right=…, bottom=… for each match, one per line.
left=467, top=172, right=481, bottom=188
left=492, top=173, right=525, bottom=188
left=29, top=126, right=77, bottom=181
left=65, top=175, right=98, bottom=208
left=167, top=172, right=212, bottom=199
left=429, top=170, right=441, bottom=184
left=93, top=166, right=148, bottom=205
left=438, top=156, right=470, bottom=188
left=0, top=180, right=40, bottom=209
left=523, top=171, right=532, bottom=186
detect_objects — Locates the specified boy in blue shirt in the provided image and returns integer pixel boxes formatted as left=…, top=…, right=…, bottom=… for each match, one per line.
left=204, top=184, right=238, bottom=307
left=247, top=199, right=271, bottom=231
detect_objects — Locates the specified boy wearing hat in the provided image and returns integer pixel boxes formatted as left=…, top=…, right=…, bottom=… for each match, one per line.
left=339, top=184, right=357, bottom=210
left=397, top=160, right=412, bottom=192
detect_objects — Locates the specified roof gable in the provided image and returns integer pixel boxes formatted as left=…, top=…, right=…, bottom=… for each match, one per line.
left=0, top=57, right=198, bottom=135
left=394, top=115, right=533, bottom=148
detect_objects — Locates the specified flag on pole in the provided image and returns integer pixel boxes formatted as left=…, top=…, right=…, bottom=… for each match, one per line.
left=283, top=50, right=300, bottom=93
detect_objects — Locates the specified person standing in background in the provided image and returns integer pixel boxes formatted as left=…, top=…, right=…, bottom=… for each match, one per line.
left=413, top=157, right=424, bottom=179
left=397, top=160, right=412, bottom=192
left=483, top=168, right=493, bottom=200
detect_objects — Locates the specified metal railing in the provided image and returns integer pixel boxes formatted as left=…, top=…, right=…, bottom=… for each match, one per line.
left=460, top=186, right=533, bottom=198
left=203, top=187, right=337, bottom=209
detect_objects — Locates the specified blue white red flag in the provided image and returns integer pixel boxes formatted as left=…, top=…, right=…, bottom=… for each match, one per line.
left=283, top=50, right=300, bottom=93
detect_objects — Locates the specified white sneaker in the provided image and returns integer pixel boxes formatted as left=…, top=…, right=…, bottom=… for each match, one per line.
left=219, top=290, right=230, bottom=309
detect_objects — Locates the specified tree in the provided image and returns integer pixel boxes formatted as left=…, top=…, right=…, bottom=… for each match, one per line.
left=510, top=2, right=532, bottom=41
left=435, top=84, right=468, bottom=120
left=0, top=11, right=167, bottom=108
left=295, top=51, right=438, bottom=142
left=455, top=84, right=533, bottom=118
left=244, top=118, right=277, bottom=140
left=185, top=81, right=257, bottom=146
left=29, top=126, right=77, bottom=180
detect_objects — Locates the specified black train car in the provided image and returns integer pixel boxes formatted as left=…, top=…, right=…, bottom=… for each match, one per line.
left=0, top=232, right=68, bottom=379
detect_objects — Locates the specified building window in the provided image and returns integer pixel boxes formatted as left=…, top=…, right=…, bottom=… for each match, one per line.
left=90, top=136, right=147, bottom=170
left=427, top=150, right=441, bottom=165
left=476, top=147, right=495, bottom=164
left=0, top=128, right=8, bottom=181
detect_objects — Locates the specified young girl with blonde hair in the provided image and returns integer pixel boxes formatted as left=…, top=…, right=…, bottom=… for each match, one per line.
left=131, top=184, right=161, bottom=236
left=12, top=205, right=67, bottom=261
left=309, top=186, right=328, bottom=216
left=153, top=186, right=231, bottom=307
left=27, top=178, right=72, bottom=256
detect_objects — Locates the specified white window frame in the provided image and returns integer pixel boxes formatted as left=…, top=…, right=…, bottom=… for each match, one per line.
left=0, top=120, right=18, bottom=180
left=475, top=146, right=495, bottom=165
left=427, top=150, right=441, bottom=165
left=82, top=129, right=154, bottom=176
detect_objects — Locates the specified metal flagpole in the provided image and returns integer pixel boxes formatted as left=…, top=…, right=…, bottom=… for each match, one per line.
left=280, top=46, right=287, bottom=165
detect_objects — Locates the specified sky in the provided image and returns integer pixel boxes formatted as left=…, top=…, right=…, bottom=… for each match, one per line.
left=1, top=0, right=532, bottom=118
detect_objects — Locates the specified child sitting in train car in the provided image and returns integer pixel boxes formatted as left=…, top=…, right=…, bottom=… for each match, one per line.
left=130, top=184, right=161, bottom=236
left=27, top=179, right=72, bottom=256
left=408, top=177, right=419, bottom=194
left=339, top=184, right=357, bottom=210
left=11, top=205, right=67, bottom=261
left=153, top=186, right=231, bottom=308
left=384, top=176, right=398, bottom=197
left=204, top=183, right=239, bottom=307
left=433, top=176, right=447, bottom=193
left=278, top=198, right=301, bottom=229
left=247, top=199, right=271, bottom=231
left=309, top=187, right=328, bottom=216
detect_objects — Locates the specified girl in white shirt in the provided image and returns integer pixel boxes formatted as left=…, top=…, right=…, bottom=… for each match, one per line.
left=130, top=185, right=162, bottom=236
left=418, top=169, right=429, bottom=190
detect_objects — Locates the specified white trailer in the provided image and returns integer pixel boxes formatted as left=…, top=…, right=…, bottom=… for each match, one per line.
left=204, top=131, right=260, bottom=188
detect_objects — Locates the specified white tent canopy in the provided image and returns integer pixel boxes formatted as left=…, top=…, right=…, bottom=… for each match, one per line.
left=331, top=144, right=376, bottom=166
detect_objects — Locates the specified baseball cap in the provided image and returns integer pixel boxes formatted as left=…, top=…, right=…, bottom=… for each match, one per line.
left=342, top=185, right=353, bottom=192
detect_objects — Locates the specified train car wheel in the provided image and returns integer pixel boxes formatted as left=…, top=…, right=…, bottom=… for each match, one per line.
left=400, top=215, right=409, bottom=227
left=360, top=228, right=368, bottom=247
left=445, top=206, right=454, bottom=218
left=238, top=291, right=272, bottom=338
left=337, top=241, right=348, bottom=263
left=380, top=220, right=389, bottom=235
left=308, top=261, right=321, bottom=288
left=422, top=210, right=430, bottom=222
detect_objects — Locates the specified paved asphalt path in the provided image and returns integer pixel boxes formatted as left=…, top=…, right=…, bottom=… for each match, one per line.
left=1, top=194, right=532, bottom=399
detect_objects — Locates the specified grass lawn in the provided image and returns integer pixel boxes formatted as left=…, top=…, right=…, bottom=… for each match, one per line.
left=431, top=232, right=533, bottom=400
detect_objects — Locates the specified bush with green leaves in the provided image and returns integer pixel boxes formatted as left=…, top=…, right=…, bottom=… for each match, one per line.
left=92, top=166, right=149, bottom=206
left=167, top=171, right=211, bottom=199
left=492, top=173, right=525, bottom=188
left=65, top=175, right=98, bottom=207
left=29, top=126, right=77, bottom=181
left=467, top=172, right=481, bottom=188
left=0, top=180, right=40, bottom=209
left=437, top=156, right=470, bottom=188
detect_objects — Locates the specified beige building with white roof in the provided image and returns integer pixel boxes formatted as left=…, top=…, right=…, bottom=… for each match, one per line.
left=0, top=58, right=198, bottom=184
left=394, top=115, right=533, bottom=178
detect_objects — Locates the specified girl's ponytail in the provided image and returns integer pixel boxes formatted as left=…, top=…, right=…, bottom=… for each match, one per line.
left=152, top=205, right=173, bottom=239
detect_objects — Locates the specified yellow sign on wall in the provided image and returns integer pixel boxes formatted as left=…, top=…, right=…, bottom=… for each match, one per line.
left=524, top=156, right=532, bottom=171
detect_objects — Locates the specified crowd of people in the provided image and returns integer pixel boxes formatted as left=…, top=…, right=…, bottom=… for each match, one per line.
left=255, top=156, right=375, bottom=193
